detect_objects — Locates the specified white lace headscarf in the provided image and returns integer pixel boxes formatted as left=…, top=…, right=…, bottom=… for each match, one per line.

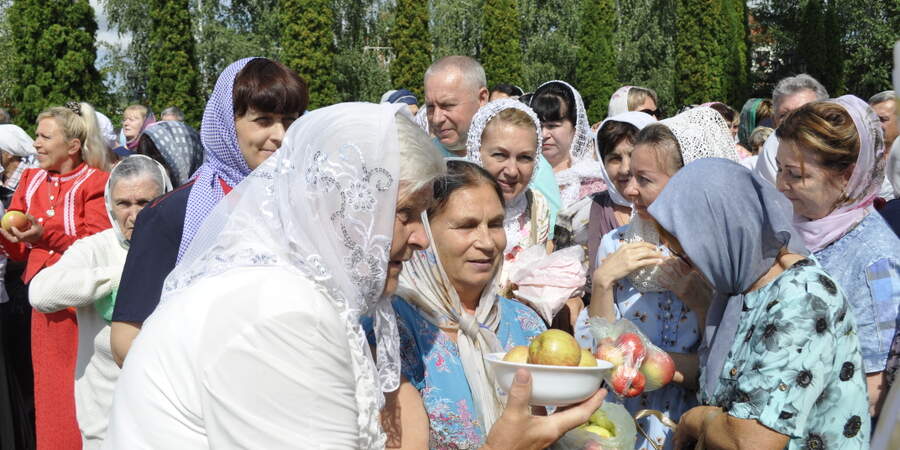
left=595, top=111, right=657, bottom=207
left=162, top=103, right=431, bottom=449
left=626, top=106, right=739, bottom=293
left=533, top=80, right=604, bottom=208
left=465, top=98, right=543, bottom=252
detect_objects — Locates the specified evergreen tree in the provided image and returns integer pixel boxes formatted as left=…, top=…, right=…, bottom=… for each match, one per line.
left=576, top=0, right=617, bottom=121
left=719, top=0, right=750, bottom=107
left=482, top=0, right=523, bottom=88
left=281, top=0, right=338, bottom=109
left=8, top=0, right=106, bottom=129
left=390, top=0, right=431, bottom=98
left=796, top=0, right=842, bottom=93
left=148, top=0, right=202, bottom=126
left=520, top=0, right=580, bottom=90
left=616, top=0, right=677, bottom=114
left=840, top=0, right=899, bottom=97
left=675, top=0, right=727, bottom=105
left=430, top=0, right=483, bottom=59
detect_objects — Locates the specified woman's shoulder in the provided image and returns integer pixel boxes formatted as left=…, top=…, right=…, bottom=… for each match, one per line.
left=498, top=296, right=545, bottom=334
left=759, top=258, right=846, bottom=309
left=826, top=212, right=900, bottom=263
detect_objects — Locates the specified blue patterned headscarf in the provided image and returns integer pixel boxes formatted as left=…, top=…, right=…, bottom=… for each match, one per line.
left=179, top=57, right=258, bottom=261
left=142, top=121, right=204, bottom=186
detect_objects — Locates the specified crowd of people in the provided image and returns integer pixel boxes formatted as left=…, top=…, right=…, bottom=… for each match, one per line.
left=0, top=52, right=897, bottom=450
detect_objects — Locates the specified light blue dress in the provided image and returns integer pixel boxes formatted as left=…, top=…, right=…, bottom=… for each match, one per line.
left=574, top=224, right=700, bottom=450
left=391, top=295, right=545, bottom=449
left=813, top=211, right=900, bottom=374
left=700, top=258, right=871, bottom=449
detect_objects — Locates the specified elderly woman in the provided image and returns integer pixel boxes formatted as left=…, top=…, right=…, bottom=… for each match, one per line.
left=0, top=102, right=113, bottom=449
left=776, top=96, right=900, bottom=418
left=659, top=159, right=871, bottom=449
left=465, top=99, right=552, bottom=261
left=115, top=104, right=155, bottom=157
left=29, top=155, right=171, bottom=448
left=576, top=107, right=737, bottom=449
left=105, top=104, right=604, bottom=449
left=110, top=57, right=308, bottom=365
left=136, top=120, right=204, bottom=187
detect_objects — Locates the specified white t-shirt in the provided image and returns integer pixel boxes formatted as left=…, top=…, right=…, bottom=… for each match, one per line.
left=104, top=265, right=360, bottom=449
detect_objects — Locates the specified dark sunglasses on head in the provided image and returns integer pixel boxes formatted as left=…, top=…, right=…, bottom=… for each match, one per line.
left=639, top=108, right=662, bottom=119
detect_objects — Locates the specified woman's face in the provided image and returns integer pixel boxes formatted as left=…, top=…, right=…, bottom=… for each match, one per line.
left=122, top=111, right=145, bottom=141
left=111, top=176, right=162, bottom=241
left=623, top=143, right=673, bottom=219
left=775, top=140, right=849, bottom=220
left=34, top=118, right=80, bottom=172
left=541, top=116, right=575, bottom=170
left=604, top=137, right=635, bottom=195
left=384, top=184, right=432, bottom=296
left=234, top=108, right=299, bottom=170
left=430, top=183, right=506, bottom=300
left=479, top=122, right=537, bottom=202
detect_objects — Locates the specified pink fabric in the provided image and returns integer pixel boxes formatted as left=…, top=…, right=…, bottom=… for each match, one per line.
left=508, top=245, right=586, bottom=324
left=793, top=95, right=885, bottom=252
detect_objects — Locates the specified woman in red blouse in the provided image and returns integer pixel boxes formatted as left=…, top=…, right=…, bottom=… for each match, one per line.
left=0, top=102, right=112, bottom=449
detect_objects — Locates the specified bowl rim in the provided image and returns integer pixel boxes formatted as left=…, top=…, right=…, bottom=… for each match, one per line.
left=484, top=352, right=614, bottom=371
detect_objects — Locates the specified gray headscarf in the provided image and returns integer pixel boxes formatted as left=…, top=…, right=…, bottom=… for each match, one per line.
left=648, top=158, right=808, bottom=398
left=141, top=121, right=205, bottom=186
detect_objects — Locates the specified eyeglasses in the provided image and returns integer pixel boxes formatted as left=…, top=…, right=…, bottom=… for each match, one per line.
left=639, top=108, right=662, bottom=119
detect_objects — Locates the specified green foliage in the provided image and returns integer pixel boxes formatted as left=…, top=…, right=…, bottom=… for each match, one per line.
left=334, top=47, right=392, bottom=103
left=147, top=0, right=202, bottom=126
left=430, top=0, right=483, bottom=58
left=795, top=0, right=844, bottom=94
left=8, top=0, right=106, bottom=130
left=576, top=0, right=617, bottom=121
left=390, top=0, right=431, bottom=98
left=615, top=0, right=677, bottom=114
left=674, top=0, right=726, bottom=105
left=839, top=0, right=899, bottom=98
left=281, top=0, right=338, bottom=109
left=720, top=0, right=750, bottom=106
left=482, top=0, right=523, bottom=88
left=519, top=0, right=580, bottom=90
left=0, top=0, right=16, bottom=112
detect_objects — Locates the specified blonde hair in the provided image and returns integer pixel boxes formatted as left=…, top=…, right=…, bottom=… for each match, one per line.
left=483, top=108, right=538, bottom=146
left=37, top=102, right=113, bottom=171
left=627, top=86, right=659, bottom=111
left=748, top=126, right=774, bottom=155
left=124, top=104, right=149, bottom=120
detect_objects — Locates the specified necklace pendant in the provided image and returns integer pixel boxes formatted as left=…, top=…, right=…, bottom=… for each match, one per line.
left=46, top=209, right=55, bottom=217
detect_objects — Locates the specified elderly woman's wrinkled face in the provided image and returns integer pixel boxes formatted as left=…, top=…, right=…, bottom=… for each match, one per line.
left=384, top=184, right=433, bottom=296
left=480, top=122, right=537, bottom=202
left=430, top=183, right=506, bottom=299
left=775, top=140, right=849, bottom=220
left=111, top=176, right=162, bottom=241
left=34, top=118, right=80, bottom=172
left=623, top=143, right=674, bottom=219
left=122, top=111, right=145, bottom=141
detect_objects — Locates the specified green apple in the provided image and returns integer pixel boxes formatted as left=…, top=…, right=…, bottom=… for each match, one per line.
left=583, top=424, right=613, bottom=438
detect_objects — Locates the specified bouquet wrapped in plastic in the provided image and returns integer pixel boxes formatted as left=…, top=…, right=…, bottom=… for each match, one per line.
left=506, top=244, right=586, bottom=324
left=589, top=317, right=676, bottom=398
left=551, top=402, right=637, bottom=450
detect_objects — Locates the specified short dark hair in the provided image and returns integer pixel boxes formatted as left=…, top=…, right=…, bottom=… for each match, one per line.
left=233, top=58, right=309, bottom=118
left=597, top=120, right=639, bottom=160
left=491, top=83, right=524, bottom=97
left=531, top=82, right=576, bottom=125
left=708, top=102, right=737, bottom=125
left=430, top=160, right=505, bottom=217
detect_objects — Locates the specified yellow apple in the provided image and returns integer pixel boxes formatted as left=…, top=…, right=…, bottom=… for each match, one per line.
left=502, top=345, right=530, bottom=363
left=528, top=329, right=581, bottom=366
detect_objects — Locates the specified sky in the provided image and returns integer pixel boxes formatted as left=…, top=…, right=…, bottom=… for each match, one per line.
left=89, top=0, right=130, bottom=63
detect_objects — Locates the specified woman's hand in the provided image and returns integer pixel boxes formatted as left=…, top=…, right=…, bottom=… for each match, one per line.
left=591, top=242, right=664, bottom=290
left=0, top=214, right=43, bottom=244
left=657, top=257, right=712, bottom=318
left=673, top=405, right=721, bottom=448
left=483, top=369, right=607, bottom=450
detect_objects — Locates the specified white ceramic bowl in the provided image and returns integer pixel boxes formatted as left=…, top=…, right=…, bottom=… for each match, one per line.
left=484, top=352, right=613, bottom=406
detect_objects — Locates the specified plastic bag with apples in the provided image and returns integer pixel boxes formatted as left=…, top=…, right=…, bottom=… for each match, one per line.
left=550, top=401, right=637, bottom=450
left=589, top=317, right=676, bottom=398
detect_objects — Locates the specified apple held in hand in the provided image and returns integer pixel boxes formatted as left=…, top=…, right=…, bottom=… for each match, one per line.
left=502, top=345, right=530, bottom=363
left=595, top=343, right=624, bottom=367
left=1, top=211, right=30, bottom=233
left=528, top=329, right=581, bottom=367
left=611, top=365, right=645, bottom=397
left=640, top=348, right=676, bottom=390
left=615, top=332, right=646, bottom=364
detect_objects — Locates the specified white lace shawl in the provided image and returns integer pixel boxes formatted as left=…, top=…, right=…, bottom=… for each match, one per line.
left=161, top=103, right=415, bottom=449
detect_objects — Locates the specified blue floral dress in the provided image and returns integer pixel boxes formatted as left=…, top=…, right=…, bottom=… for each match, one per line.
left=700, top=258, right=871, bottom=449
left=575, top=224, right=700, bottom=450
left=392, top=296, right=545, bottom=449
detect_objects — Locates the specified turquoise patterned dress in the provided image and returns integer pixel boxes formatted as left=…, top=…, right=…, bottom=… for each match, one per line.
left=391, top=296, right=546, bottom=449
left=700, top=258, right=871, bottom=449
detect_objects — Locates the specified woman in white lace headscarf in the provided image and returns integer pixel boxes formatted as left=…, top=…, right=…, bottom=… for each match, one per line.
left=105, top=103, right=606, bottom=449
left=466, top=98, right=552, bottom=260
left=577, top=106, right=739, bottom=450
left=0, top=124, right=38, bottom=203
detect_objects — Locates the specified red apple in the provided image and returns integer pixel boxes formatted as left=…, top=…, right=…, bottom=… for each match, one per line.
left=1, top=211, right=30, bottom=233
left=615, top=332, right=646, bottom=364
left=611, top=365, right=645, bottom=398
left=640, top=348, right=676, bottom=390
left=595, top=343, right=624, bottom=367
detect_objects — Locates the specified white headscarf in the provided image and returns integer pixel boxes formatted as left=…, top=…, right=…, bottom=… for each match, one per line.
left=0, top=124, right=37, bottom=158
left=607, top=86, right=634, bottom=117
left=104, top=155, right=172, bottom=249
left=595, top=111, right=657, bottom=207
left=888, top=139, right=900, bottom=198
left=162, top=103, right=419, bottom=449
left=465, top=98, right=544, bottom=252
left=626, top=106, right=740, bottom=293
left=94, top=111, right=118, bottom=150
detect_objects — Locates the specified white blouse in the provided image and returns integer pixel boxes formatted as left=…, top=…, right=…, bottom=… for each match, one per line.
left=104, top=265, right=360, bottom=449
